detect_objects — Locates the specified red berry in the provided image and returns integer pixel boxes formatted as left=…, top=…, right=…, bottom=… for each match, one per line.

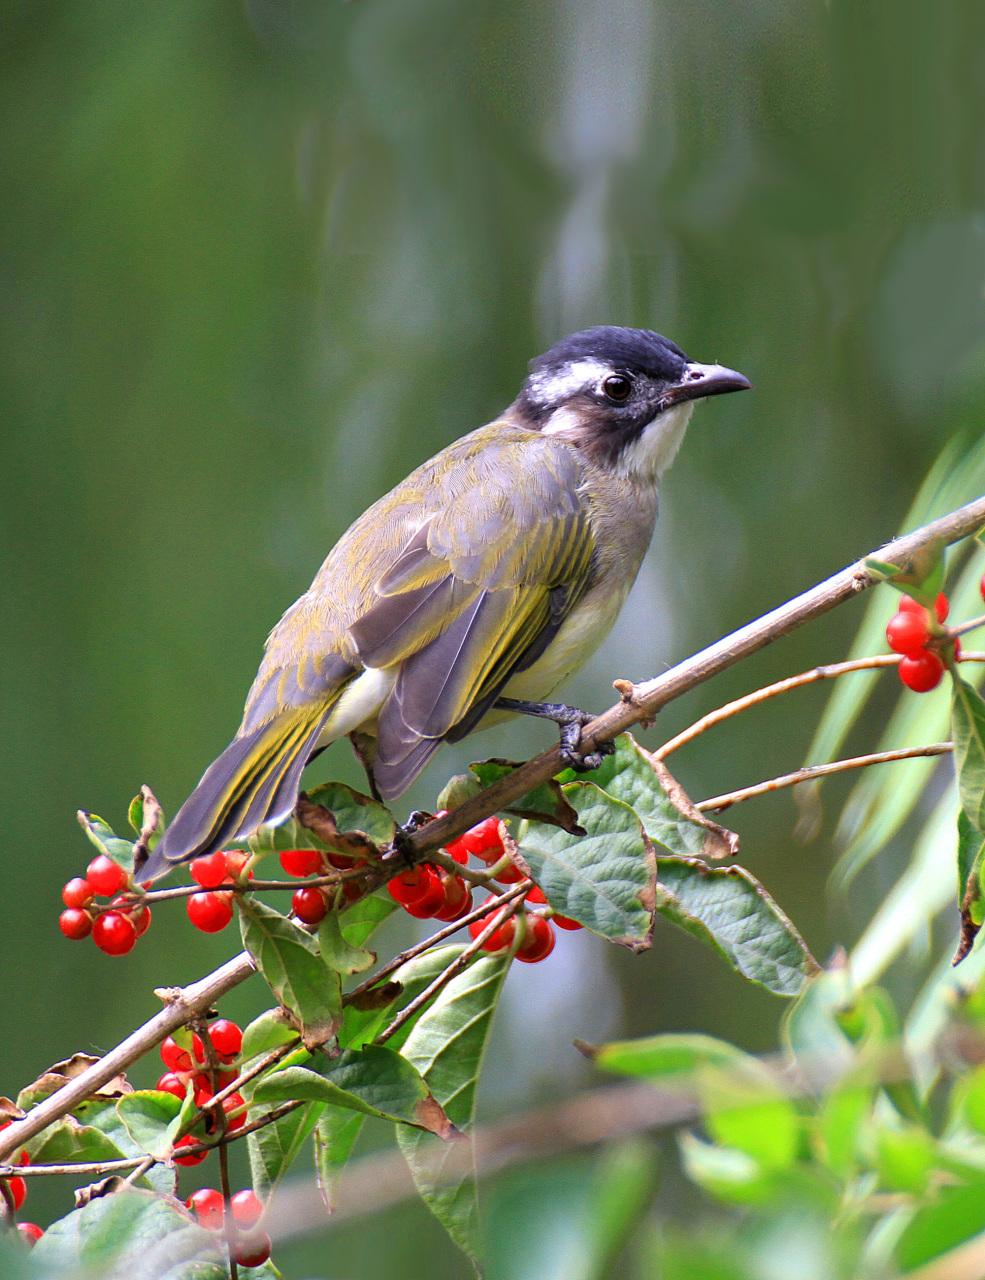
left=110, top=896, right=152, bottom=938
left=222, top=851, right=252, bottom=881
left=192, top=1074, right=214, bottom=1106
left=342, top=880, right=363, bottom=903
left=185, top=1187, right=225, bottom=1230
left=980, top=573, right=985, bottom=606
left=223, top=1093, right=247, bottom=1131
left=156, top=1072, right=187, bottom=1101
left=235, top=1232, right=271, bottom=1267
left=292, top=887, right=328, bottom=924
left=516, top=915, right=556, bottom=963
left=492, top=861, right=524, bottom=885
left=388, top=866, right=440, bottom=909
left=468, top=915, right=516, bottom=954
left=402, top=869, right=448, bottom=918
left=62, top=877, right=94, bottom=909
left=899, top=592, right=948, bottom=623
left=93, top=911, right=137, bottom=955
left=173, top=1135, right=207, bottom=1166
left=552, top=913, right=583, bottom=931
left=187, top=891, right=233, bottom=933
left=17, top=1222, right=43, bottom=1247
left=327, top=851, right=360, bottom=870
left=230, top=1188, right=263, bottom=1227
left=525, top=886, right=547, bottom=904
left=209, top=1019, right=243, bottom=1063
left=86, top=855, right=127, bottom=897
left=886, top=610, right=930, bottom=654
left=191, top=851, right=229, bottom=889
left=161, top=1033, right=205, bottom=1073
left=279, top=848, right=325, bottom=878
left=465, top=817, right=506, bottom=863
left=434, top=873, right=468, bottom=922
left=4, top=1176, right=26, bottom=1210
left=59, top=908, right=93, bottom=940
left=134, top=905, right=152, bottom=936
left=898, top=650, right=945, bottom=693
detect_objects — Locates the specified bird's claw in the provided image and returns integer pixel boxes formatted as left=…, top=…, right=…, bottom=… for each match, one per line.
left=559, top=716, right=614, bottom=773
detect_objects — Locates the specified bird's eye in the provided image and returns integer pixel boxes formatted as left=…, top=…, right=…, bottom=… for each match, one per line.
left=602, top=374, right=632, bottom=402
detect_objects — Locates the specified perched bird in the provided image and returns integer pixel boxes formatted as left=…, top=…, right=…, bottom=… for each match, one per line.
left=136, top=326, right=749, bottom=883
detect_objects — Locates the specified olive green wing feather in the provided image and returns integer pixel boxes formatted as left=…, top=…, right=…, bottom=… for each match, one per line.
left=349, top=433, right=595, bottom=799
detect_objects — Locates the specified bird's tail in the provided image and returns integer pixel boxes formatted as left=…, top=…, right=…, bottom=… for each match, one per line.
left=135, top=708, right=330, bottom=884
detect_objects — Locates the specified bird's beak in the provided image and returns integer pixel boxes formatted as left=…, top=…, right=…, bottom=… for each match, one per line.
left=665, top=362, right=752, bottom=406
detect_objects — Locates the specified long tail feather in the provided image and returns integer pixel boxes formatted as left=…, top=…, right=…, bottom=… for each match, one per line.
left=135, top=709, right=329, bottom=884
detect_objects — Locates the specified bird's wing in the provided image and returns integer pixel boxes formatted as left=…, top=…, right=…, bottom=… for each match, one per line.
left=347, top=429, right=596, bottom=798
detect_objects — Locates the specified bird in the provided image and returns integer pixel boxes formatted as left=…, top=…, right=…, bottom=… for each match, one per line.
left=136, top=326, right=750, bottom=883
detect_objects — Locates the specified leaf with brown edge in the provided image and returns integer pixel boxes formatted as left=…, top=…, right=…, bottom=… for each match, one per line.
left=466, top=759, right=586, bottom=833
left=645, top=756, right=740, bottom=861
left=18, top=1055, right=132, bottom=1109
left=955, top=812, right=985, bottom=965
left=295, top=794, right=381, bottom=861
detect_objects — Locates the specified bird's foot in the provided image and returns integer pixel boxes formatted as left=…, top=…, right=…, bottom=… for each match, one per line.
left=494, top=697, right=615, bottom=772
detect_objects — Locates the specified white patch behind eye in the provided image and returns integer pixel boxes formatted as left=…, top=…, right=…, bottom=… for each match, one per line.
left=528, top=358, right=612, bottom=405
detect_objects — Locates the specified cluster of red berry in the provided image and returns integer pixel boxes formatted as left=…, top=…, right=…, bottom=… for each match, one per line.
left=886, top=592, right=953, bottom=692
left=385, top=816, right=582, bottom=964
left=185, top=1187, right=270, bottom=1267
left=154, top=1020, right=247, bottom=1163
left=58, top=855, right=150, bottom=954
left=185, top=850, right=253, bottom=933
left=278, top=846, right=366, bottom=924
left=0, top=1119, right=40, bottom=1247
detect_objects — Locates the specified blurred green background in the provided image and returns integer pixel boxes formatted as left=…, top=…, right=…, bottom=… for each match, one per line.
left=3, top=0, right=985, bottom=1272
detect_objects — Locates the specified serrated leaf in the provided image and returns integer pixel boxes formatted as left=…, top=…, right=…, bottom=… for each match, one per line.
left=116, top=1091, right=183, bottom=1161
left=518, top=782, right=654, bottom=949
left=655, top=858, right=819, bottom=995
left=314, top=1106, right=365, bottom=1213
left=239, top=899, right=342, bottom=1049
left=397, top=953, right=510, bottom=1268
left=253, top=1044, right=455, bottom=1137
left=952, top=674, right=985, bottom=830
left=318, top=907, right=375, bottom=975
left=339, top=944, right=467, bottom=1051
left=467, top=759, right=584, bottom=832
left=76, top=812, right=135, bottom=874
left=248, top=1100, right=324, bottom=1198
left=32, top=1186, right=280, bottom=1278
left=560, top=735, right=738, bottom=860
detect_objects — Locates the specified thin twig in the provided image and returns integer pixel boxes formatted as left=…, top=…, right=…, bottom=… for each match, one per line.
left=122, top=1154, right=155, bottom=1188
left=696, top=743, right=954, bottom=813
left=653, top=655, right=902, bottom=760
left=344, top=882, right=531, bottom=1007
left=374, top=889, right=528, bottom=1046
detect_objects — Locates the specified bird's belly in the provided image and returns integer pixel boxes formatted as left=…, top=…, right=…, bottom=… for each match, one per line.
left=317, top=666, right=395, bottom=746
left=497, top=581, right=632, bottom=707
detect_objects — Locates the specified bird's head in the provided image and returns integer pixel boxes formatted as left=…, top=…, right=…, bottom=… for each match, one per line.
left=512, top=326, right=751, bottom=484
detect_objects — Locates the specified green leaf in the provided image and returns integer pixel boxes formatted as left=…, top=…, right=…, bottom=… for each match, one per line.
left=676, top=1132, right=772, bottom=1205
left=895, top=1177, right=985, bottom=1269
left=253, top=1043, right=455, bottom=1137
left=240, top=1008, right=300, bottom=1064
left=467, top=758, right=584, bottom=832
left=247, top=1100, right=324, bottom=1198
left=397, top=953, right=510, bottom=1268
left=864, top=537, right=944, bottom=600
left=952, top=675, right=985, bottom=831
left=318, top=906, right=375, bottom=975
left=304, top=780, right=396, bottom=847
left=115, top=1090, right=183, bottom=1161
left=955, top=811, right=985, bottom=962
left=76, top=811, right=135, bottom=874
left=337, top=889, right=398, bottom=948
left=72, top=1098, right=176, bottom=1196
left=339, top=944, right=467, bottom=1051
left=436, top=773, right=482, bottom=812
left=24, top=1114, right=127, bottom=1166
left=518, top=782, right=654, bottom=949
left=127, top=791, right=164, bottom=850
left=587, top=1032, right=746, bottom=1079
left=875, top=1123, right=936, bottom=1194
left=313, top=1106, right=365, bottom=1212
left=818, top=1084, right=873, bottom=1179
left=239, top=898, right=342, bottom=1049
left=654, top=858, right=819, bottom=995
left=31, top=1186, right=281, bottom=1278
left=561, top=735, right=738, bottom=860
left=699, top=1065, right=799, bottom=1172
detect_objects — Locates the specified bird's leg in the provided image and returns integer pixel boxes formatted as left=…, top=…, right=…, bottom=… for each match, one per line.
left=494, top=697, right=615, bottom=772
left=348, top=731, right=383, bottom=803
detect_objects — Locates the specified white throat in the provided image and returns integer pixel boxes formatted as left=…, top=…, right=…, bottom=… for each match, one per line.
left=615, top=400, right=695, bottom=484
